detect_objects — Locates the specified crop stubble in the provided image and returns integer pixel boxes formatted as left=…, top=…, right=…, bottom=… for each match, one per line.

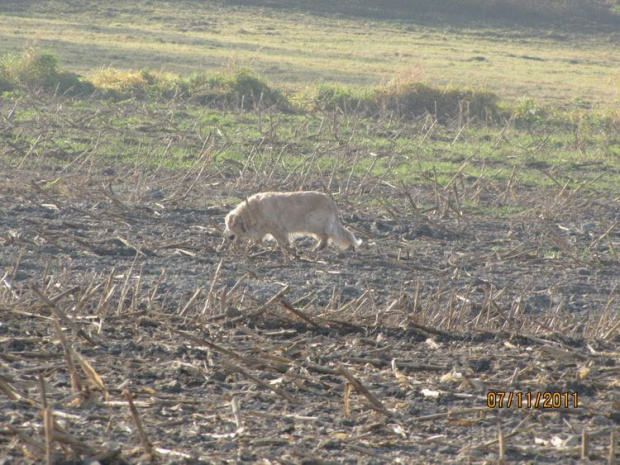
left=0, top=93, right=619, bottom=463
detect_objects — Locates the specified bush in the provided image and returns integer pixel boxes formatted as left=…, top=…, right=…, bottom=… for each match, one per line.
left=188, top=67, right=289, bottom=111
left=513, top=99, right=547, bottom=128
left=0, top=48, right=93, bottom=95
left=313, top=82, right=376, bottom=113
left=379, top=80, right=501, bottom=123
left=89, top=68, right=184, bottom=100
left=87, top=65, right=289, bottom=109
left=313, top=78, right=502, bottom=123
left=91, top=68, right=149, bottom=99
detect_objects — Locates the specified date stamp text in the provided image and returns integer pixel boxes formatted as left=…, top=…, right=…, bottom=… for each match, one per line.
left=486, top=391, right=579, bottom=409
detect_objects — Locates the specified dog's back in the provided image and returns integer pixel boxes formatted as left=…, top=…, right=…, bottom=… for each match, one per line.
left=225, top=191, right=361, bottom=254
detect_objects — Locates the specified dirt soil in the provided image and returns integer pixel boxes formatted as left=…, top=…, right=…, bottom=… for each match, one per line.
left=1, top=164, right=619, bottom=464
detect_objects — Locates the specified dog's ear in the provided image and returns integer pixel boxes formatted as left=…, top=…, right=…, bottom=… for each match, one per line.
left=236, top=215, right=246, bottom=233
left=229, top=212, right=245, bottom=233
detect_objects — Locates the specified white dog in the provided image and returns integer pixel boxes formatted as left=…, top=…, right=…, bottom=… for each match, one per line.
left=223, top=191, right=362, bottom=256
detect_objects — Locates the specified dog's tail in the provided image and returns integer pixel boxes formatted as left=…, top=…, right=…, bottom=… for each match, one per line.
left=329, top=221, right=362, bottom=250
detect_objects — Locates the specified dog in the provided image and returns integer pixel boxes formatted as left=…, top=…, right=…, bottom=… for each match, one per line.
left=223, top=191, right=362, bottom=256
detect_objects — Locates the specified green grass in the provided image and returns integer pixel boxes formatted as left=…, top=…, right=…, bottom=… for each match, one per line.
left=0, top=1, right=618, bottom=108
left=4, top=90, right=615, bottom=203
left=0, top=1, right=617, bottom=213
left=0, top=47, right=92, bottom=94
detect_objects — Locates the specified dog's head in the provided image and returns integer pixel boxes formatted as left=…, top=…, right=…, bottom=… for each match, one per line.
left=223, top=211, right=246, bottom=241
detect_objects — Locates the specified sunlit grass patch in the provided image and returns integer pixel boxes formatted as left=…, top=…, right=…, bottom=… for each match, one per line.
left=0, top=48, right=93, bottom=95
left=91, top=68, right=153, bottom=97
left=186, top=66, right=290, bottom=111
left=312, top=77, right=501, bottom=123
left=378, top=76, right=502, bottom=123
left=87, top=63, right=291, bottom=110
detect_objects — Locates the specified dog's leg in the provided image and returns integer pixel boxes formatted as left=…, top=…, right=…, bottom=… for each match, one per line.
left=314, top=235, right=328, bottom=252
left=272, top=232, right=298, bottom=260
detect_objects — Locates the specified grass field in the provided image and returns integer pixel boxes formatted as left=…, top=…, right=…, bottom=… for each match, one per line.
left=1, top=0, right=618, bottom=196
left=0, top=0, right=619, bottom=106
left=1, top=1, right=619, bottom=463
